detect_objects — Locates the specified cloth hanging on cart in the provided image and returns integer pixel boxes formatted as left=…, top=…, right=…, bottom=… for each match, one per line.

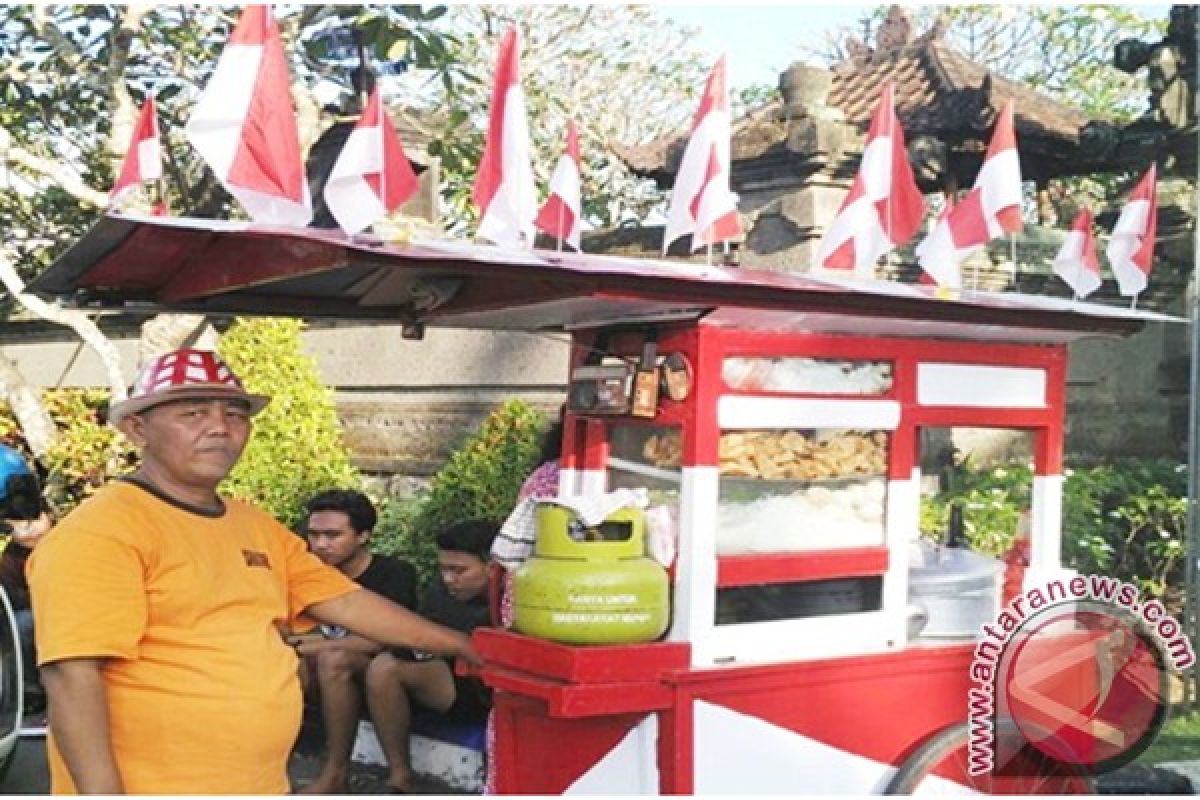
left=493, top=489, right=649, bottom=570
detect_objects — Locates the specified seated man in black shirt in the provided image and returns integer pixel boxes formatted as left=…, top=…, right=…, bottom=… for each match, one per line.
left=356, top=519, right=495, bottom=794
left=297, top=490, right=419, bottom=795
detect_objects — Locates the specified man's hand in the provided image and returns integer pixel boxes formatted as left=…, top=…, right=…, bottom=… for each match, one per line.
left=454, top=635, right=484, bottom=670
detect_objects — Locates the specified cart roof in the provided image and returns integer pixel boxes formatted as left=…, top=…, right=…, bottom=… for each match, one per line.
left=30, top=214, right=1179, bottom=343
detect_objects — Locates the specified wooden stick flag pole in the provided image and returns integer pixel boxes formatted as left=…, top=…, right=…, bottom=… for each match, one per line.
left=556, top=202, right=564, bottom=253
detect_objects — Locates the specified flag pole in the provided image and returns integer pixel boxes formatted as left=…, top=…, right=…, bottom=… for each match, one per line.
left=378, top=92, right=387, bottom=230
left=1009, top=233, right=1017, bottom=292
left=556, top=203, right=564, bottom=253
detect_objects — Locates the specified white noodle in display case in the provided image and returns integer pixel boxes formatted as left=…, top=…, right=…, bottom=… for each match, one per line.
left=723, top=357, right=893, bottom=395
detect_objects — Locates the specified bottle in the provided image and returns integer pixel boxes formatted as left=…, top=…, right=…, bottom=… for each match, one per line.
left=945, top=503, right=967, bottom=549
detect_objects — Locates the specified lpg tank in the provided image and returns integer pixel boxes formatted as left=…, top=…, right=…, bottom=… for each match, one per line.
left=512, top=505, right=668, bottom=645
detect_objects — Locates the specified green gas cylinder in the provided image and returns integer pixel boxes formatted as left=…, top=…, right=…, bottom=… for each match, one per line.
left=511, top=504, right=670, bottom=645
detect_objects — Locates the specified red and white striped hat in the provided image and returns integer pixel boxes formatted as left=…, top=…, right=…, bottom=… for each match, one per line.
left=109, top=349, right=269, bottom=426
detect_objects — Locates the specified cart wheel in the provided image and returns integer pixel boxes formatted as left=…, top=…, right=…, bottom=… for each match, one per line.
left=884, top=721, right=1094, bottom=795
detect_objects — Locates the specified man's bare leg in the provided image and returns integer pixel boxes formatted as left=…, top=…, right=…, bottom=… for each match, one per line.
left=364, top=652, right=457, bottom=791
left=300, top=648, right=371, bottom=795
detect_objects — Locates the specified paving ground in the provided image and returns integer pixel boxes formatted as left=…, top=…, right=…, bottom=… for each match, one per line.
left=289, top=713, right=468, bottom=795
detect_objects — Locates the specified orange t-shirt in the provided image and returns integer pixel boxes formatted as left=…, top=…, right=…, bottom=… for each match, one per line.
left=28, top=481, right=358, bottom=794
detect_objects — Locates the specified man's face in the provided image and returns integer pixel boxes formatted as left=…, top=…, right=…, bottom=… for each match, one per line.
left=123, top=398, right=252, bottom=491
left=306, top=510, right=368, bottom=572
left=438, top=549, right=488, bottom=602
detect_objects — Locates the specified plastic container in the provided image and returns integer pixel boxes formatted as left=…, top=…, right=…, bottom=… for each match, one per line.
left=907, top=541, right=1003, bottom=640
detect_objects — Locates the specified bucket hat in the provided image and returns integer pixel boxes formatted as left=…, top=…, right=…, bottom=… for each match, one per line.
left=109, top=348, right=270, bottom=426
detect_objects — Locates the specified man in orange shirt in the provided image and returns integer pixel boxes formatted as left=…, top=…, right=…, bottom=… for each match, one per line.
left=28, top=349, right=479, bottom=794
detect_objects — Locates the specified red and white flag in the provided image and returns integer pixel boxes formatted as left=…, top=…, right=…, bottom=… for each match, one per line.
left=1106, top=164, right=1158, bottom=297
left=916, top=100, right=1022, bottom=287
left=472, top=28, right=537, bottom=248
left=816, top=83, right=923, bottom=276
left=324, top=88, right=418, bottom=236
left=110, top=96, right=162, bottom=206
left=915, top=198, right=964, bottom=288
left=1053, top=209, right=1102, bottom=298
left=185, top=5, right=311, bottom=226
left=663, top=56, right=741, bottom=253
left=534, top=120, right=583, bottom=250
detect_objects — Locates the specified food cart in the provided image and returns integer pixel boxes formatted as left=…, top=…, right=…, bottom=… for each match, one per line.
left=31, top=215, right=1179, bottom=794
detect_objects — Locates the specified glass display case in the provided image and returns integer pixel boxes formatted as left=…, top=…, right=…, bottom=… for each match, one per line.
left=715, top=428, right=889, bottom=555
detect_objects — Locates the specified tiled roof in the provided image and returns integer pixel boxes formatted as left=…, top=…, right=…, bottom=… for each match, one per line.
left=828, top=40, right=1090, bottom=145
left=618, top=36, right=1096, bottom=184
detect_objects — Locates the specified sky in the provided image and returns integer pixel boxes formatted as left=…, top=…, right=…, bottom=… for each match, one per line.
left=655, top=4, right=875, bottom=89
left=656, top=3, right=1171, bottom=90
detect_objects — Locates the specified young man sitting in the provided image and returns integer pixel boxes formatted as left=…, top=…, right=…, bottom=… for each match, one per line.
left=297, top=489, right=419, bottom=795
left=355, top=519, right=496, bottom=794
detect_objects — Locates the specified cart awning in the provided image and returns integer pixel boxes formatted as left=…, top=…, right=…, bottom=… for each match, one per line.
left=29, top=214, right=1179, bottom=342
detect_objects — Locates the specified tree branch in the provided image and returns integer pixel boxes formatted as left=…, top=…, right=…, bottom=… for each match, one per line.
left=0, top=256, right=127, bottom=402
left=104, top=5, right=149, bottom=159
left=0, top=127, right=110, bottom=208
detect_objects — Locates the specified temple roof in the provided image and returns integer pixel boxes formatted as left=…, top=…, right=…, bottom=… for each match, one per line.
left=829, top=39, right=1089, bottom=149
left=619, top=10, right=1108, bottom=188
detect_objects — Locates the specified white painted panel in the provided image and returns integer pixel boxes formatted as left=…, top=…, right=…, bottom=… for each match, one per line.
left=916, top=363, right=1046, bottom=408
left=694, top=701, right=892, bottom=794
left=558, top=467, right=579, bottom=497
left=566, top=714, right=658, bottom=794
left=692, top=701, right=977, bottom=795
left=672, top=467, right=719, bottom=666
left=717, top=396, right=901, bottom=430
left=703, top=610, right=901, bottom=666
left=883, top=474, right=920, bottom=641
left=578, top=468, right=607, bottom=495
left=1030, top=474, right=1064, bottom=572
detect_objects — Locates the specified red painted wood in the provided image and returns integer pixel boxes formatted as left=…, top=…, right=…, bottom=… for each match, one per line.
left=581, top=417, right=609, bottom=470
left=474, top=629, right=690, bottom=684
left=657, top=704, right=693, bottom=795
left=684, top=325, right=722, bottom=467
left=715, top=547, right=889, bottom=587
left=491, top=691, right=644, bottom=794
left=482, top=666, right=676, bottom=717
left=160, top=235, right=348, bottom=303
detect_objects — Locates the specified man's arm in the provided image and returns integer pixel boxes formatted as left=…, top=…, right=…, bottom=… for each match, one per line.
left=40, top=658, right=124, bottom=794
left=292, top=632, right=383, bottom=657
left=308, top=589, right=481, bottom=666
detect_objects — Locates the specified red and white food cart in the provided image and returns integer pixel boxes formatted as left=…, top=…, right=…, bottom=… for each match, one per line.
left=31, top=216, right=1178, bottom=794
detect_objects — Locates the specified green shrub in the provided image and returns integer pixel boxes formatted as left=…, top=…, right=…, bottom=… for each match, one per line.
left=219, top=317, right=361, bottom=528
left=921, top=462, right=1033, bottom=557
left=922, top=458, right=1187, bottom=612
left=42, top=389, right=135, bottom=509
left=0, top=388, right=133, bottom=514
left=1061, top=460, right=1187, bottom=610
left=371, top=399, right=547, bottom=585
left=371, top=491, right=436, bottom=586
